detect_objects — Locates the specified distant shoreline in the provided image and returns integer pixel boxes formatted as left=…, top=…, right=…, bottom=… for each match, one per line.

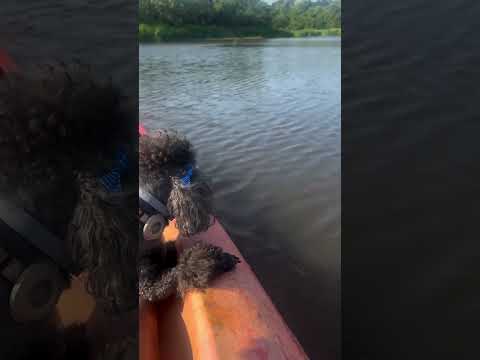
left=139, top=23, right=341, bottom=43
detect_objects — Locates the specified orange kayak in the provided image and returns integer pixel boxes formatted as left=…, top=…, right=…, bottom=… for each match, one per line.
left=140, top=218, right=309, bottom=360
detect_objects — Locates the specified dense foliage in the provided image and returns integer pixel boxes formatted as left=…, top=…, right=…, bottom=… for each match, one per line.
left=271, top=0, right=340, bottom=30
left=139, top=0, right=341, bottom=34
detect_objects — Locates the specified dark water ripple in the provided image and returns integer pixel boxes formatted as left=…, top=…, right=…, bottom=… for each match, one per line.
left=140, top=37, right=340, bottom=359
left=343, top=1, right=480, bottom=358
left=1, top=0, right=138, bottom=94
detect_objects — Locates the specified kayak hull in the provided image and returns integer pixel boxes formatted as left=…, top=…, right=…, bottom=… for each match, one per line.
left=140, top=218, right=309, bottom=360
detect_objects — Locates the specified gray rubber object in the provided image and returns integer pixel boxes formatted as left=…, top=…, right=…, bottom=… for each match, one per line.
left=9, top=262, right=65, bottom=323
left=143, top=214, right=167, bottom=241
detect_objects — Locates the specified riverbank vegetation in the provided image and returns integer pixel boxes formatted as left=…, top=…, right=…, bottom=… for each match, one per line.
left=139, top=0, right=341, bottom=42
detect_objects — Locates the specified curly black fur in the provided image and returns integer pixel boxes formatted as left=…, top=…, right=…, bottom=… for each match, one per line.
left=0, top=62, right=135, bottom=171
left=139, top=131, right=240, bottom=301
left=176, top=242, right=240, bottom=297
left=139, top=130, right=212, bottom=236
left=0, top=63, right=138, bottom=312
left=167, top=177, right=214, bottom=237
left=138, top=242, right=239, bottom=302
left=67, top=173, right=138, bottom=311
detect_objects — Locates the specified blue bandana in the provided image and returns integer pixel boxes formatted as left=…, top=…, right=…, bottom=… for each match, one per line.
left=100, top=149, right=129, bottom=193
left=181, top=164, right=193, bottom=186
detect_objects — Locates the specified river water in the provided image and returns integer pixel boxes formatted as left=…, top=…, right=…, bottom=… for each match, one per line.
left=342, top=2, right=480, bottom=358
left=140, top=37, right=341, bottom=359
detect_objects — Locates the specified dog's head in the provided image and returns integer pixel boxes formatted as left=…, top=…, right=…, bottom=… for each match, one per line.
left=0, top=62, right=138, bottom=312
left=139, top=130, right=213, bottom=237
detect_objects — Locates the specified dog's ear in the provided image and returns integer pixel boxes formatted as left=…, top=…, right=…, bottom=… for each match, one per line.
left=67, top=173, right=138, bottom=312
left=168, top=176, right=213, bottom=237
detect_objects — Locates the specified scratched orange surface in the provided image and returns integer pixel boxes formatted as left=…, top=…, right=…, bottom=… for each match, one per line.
left=141, top=218, right=309, bottom=360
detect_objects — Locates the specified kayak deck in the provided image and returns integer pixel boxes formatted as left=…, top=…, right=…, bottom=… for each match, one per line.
left=140, top=218, right=308, bottom=360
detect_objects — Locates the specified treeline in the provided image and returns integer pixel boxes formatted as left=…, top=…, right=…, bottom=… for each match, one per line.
left=139, top=0, right=341, bottom=31
left=272, top=0, right=340, bottom=30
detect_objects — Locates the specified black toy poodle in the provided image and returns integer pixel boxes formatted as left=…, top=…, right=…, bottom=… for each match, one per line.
left=138, top=130, right=239, bottom=302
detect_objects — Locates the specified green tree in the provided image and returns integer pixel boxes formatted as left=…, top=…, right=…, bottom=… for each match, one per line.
left=139, top=0, right=341, bottom=39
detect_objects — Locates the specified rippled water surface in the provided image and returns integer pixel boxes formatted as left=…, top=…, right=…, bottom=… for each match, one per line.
left=342, top=1, right=480, bottom=358
left=2, top=0, right=137, bottom=93
left=140, top=37, right=340, bottom=359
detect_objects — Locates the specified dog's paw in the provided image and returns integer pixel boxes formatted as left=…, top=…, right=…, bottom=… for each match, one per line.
left=215, top=251, right=241, bottom=273
left=139, top=269, right=178, bottom=302
left=176, top=242, right=240, bottom=297
left=138, top=244, right=179, bottom=302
